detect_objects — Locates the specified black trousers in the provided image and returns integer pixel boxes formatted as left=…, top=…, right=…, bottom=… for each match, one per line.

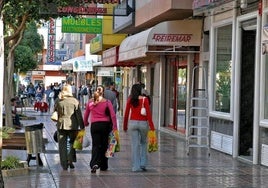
left=58, top=129, right=77, bottom=169
left=90, top=121, right=111, bottom=170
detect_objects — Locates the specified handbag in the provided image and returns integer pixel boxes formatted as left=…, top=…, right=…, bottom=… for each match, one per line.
left=51, top=111, right=58, bottom=122
left=147, top=130, right=158, bottom=152
left=53, top=131, right=58, bottom=142
left=141, top=97, right=146, bottom=116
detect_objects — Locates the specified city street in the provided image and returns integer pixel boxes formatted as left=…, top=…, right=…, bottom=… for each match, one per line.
left=3, top=107, right=268, bottom=188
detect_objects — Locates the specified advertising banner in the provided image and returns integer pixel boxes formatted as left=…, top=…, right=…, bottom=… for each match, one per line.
left=62, top=17, right=102, bottom=34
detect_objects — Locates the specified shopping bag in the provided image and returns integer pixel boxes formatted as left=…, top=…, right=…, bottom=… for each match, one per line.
left=51, top=111, right=58, bottom=122
left=82, top=126, right=90, bottom=148
left=105, top=131, right=117, bottom=158
left=73, top=129, right=85, bottom=150
left=147, top=130, right=158, bottom=152
left=113, top=130, right=120, bottom=152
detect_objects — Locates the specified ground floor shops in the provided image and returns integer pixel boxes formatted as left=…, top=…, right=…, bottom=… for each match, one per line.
left=193, top=0, right=268, bottom=167
left=117, top=20, right=203, bottom=140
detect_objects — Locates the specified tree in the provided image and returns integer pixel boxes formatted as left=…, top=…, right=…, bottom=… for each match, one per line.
left=0, top=1, right=74, bottom=186
left=14, top=21, right=44, bottom=73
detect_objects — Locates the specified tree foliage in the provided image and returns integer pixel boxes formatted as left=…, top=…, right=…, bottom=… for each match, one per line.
left=14, top=21, right=43, bottom=73
left=0, top=1, right=76, bottom=186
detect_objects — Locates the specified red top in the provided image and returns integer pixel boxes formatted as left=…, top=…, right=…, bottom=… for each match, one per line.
left=123, top=96, right=155, bottom=131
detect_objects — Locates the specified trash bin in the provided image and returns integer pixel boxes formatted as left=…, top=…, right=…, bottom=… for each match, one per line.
left=25, top=123, right=44, bottom=154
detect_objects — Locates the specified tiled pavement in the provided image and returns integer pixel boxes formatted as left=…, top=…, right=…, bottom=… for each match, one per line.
left=3, top=108, right=268, bottom=188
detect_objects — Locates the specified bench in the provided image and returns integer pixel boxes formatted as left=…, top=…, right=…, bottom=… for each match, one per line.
left=2, top=132, right=27, bottom=150
left=2, top=131, right=46, bottom=166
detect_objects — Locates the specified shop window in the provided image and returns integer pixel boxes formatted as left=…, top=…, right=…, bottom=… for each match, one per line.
left=214, top=25, right=232, bottom=113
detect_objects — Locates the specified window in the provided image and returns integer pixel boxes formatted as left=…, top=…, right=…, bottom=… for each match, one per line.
left=214, top=25, right=232, bottom=113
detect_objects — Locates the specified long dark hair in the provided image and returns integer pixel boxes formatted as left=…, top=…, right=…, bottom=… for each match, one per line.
left=130, top=84, right=142, bottom=107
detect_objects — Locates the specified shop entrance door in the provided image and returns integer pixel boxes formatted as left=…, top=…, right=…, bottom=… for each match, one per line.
left=168, top=56, right=187, bottom=133
left=239, top=28, right=256, bottom=160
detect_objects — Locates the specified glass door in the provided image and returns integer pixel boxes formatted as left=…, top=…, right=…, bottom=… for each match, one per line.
left=168, top=56, right=187, bottom=133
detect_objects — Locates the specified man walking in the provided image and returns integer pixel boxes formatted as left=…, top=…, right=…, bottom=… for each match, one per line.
left=103, top=81, right=117, bottom=113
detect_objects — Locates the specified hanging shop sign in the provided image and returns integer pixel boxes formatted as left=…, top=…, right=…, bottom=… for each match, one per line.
left=102, top=46, right=118, bottom=66
left=90, top=35, right=103, bottom=54
left=39, top=0, right=133, bottom=16
left=46, top=18, right=56, bottom=64
left=62, top=17, right=102, bottom=34
left=73, top=60, right=94, bottom=72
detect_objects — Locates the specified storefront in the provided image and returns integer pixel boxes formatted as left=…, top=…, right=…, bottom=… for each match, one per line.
left=118, top=20, right=202, bottom=133
left=192, top=0, right=268, bottom=165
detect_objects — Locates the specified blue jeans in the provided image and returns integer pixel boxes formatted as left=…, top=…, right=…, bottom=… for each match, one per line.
left=129, top=120, right=149, bottom=171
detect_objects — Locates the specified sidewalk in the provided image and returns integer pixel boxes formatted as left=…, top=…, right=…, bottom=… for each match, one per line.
left=3, top=107, right=268, bottom=188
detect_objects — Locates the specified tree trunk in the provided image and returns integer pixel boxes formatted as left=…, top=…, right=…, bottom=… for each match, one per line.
left=4, top=28, right=24, bottom=127
left=0, top=14, right=5, bottom=188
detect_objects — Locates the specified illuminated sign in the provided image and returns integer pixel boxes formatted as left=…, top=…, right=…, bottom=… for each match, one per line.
left=39, top=0, right=133, bottom=16
left=62, top=17, right=102, bottom=34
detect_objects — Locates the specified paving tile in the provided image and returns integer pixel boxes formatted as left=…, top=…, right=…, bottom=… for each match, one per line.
left=3, top=107, right=268, bottom=187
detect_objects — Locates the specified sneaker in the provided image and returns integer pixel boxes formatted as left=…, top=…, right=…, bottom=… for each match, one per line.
left=91, top=165, right=99, bottom=173
left=141, top=166, right=147, bottom=171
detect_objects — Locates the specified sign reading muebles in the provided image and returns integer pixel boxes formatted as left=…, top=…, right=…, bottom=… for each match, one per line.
left=62, top=17, right=102, bottom=34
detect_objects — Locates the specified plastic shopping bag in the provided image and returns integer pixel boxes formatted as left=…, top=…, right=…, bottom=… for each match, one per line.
left=82, top=127, right=91, bottom=148
left=113, top=130, right=120, bottom=152
left=147, top=130, right=158, bottom=152
left=73, top=129, right=85, bottom=150
left=105, top=131, right=117, bottom=158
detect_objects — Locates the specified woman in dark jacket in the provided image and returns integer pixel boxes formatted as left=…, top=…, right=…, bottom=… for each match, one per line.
left=54, top=85, right=84, bottom=170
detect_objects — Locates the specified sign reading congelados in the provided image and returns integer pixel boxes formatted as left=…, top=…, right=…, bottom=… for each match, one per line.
left=62, top=17, right=102, bottom=34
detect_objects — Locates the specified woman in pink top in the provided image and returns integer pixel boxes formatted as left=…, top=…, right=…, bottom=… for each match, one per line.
left=123, top=84, right=155, bottom=172
left=83, top=85, right=117, bottom=173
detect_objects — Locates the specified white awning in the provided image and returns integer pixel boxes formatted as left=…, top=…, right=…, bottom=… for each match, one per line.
left=118, top=20, right=202, bottom=62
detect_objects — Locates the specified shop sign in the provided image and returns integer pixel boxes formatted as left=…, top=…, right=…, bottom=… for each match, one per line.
left=32, top=71, right=45, bottom=76
left=90, top=35, right=102, bottom=53
left=40, top=0, right=133, bottom=16
left=73, top=60, right=94, bottom=72
left=102, top=47, right=118, bottom=66
left=62, top=17, right=102, bottom=34
left=47, top=18, right=56, bottom=64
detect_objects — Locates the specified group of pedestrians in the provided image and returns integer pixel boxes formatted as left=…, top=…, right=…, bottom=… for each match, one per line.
left=53, top=82, right=155, bottom=173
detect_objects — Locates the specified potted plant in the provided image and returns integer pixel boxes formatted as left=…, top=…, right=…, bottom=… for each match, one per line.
left=1, top=127, right=28, bottom=177
left=1, top=156, right=28, bottom=177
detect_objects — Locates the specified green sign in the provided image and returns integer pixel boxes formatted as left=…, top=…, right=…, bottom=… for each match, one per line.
left=62, top=17, right=102, bottom=34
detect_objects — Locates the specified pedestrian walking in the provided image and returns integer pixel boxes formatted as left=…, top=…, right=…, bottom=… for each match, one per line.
left=83, top=85, right=117, bottom=173
left=54, top=85, right=84, bottom=170
left=123, top=83, right=155, bottom=172
left=44, top=85, right=54, bottom=112
left=110, top=82, right=120, bottom=112
left=103, top=81, right=117, bottom=113
left=53, top=82, right=61, bottom=101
